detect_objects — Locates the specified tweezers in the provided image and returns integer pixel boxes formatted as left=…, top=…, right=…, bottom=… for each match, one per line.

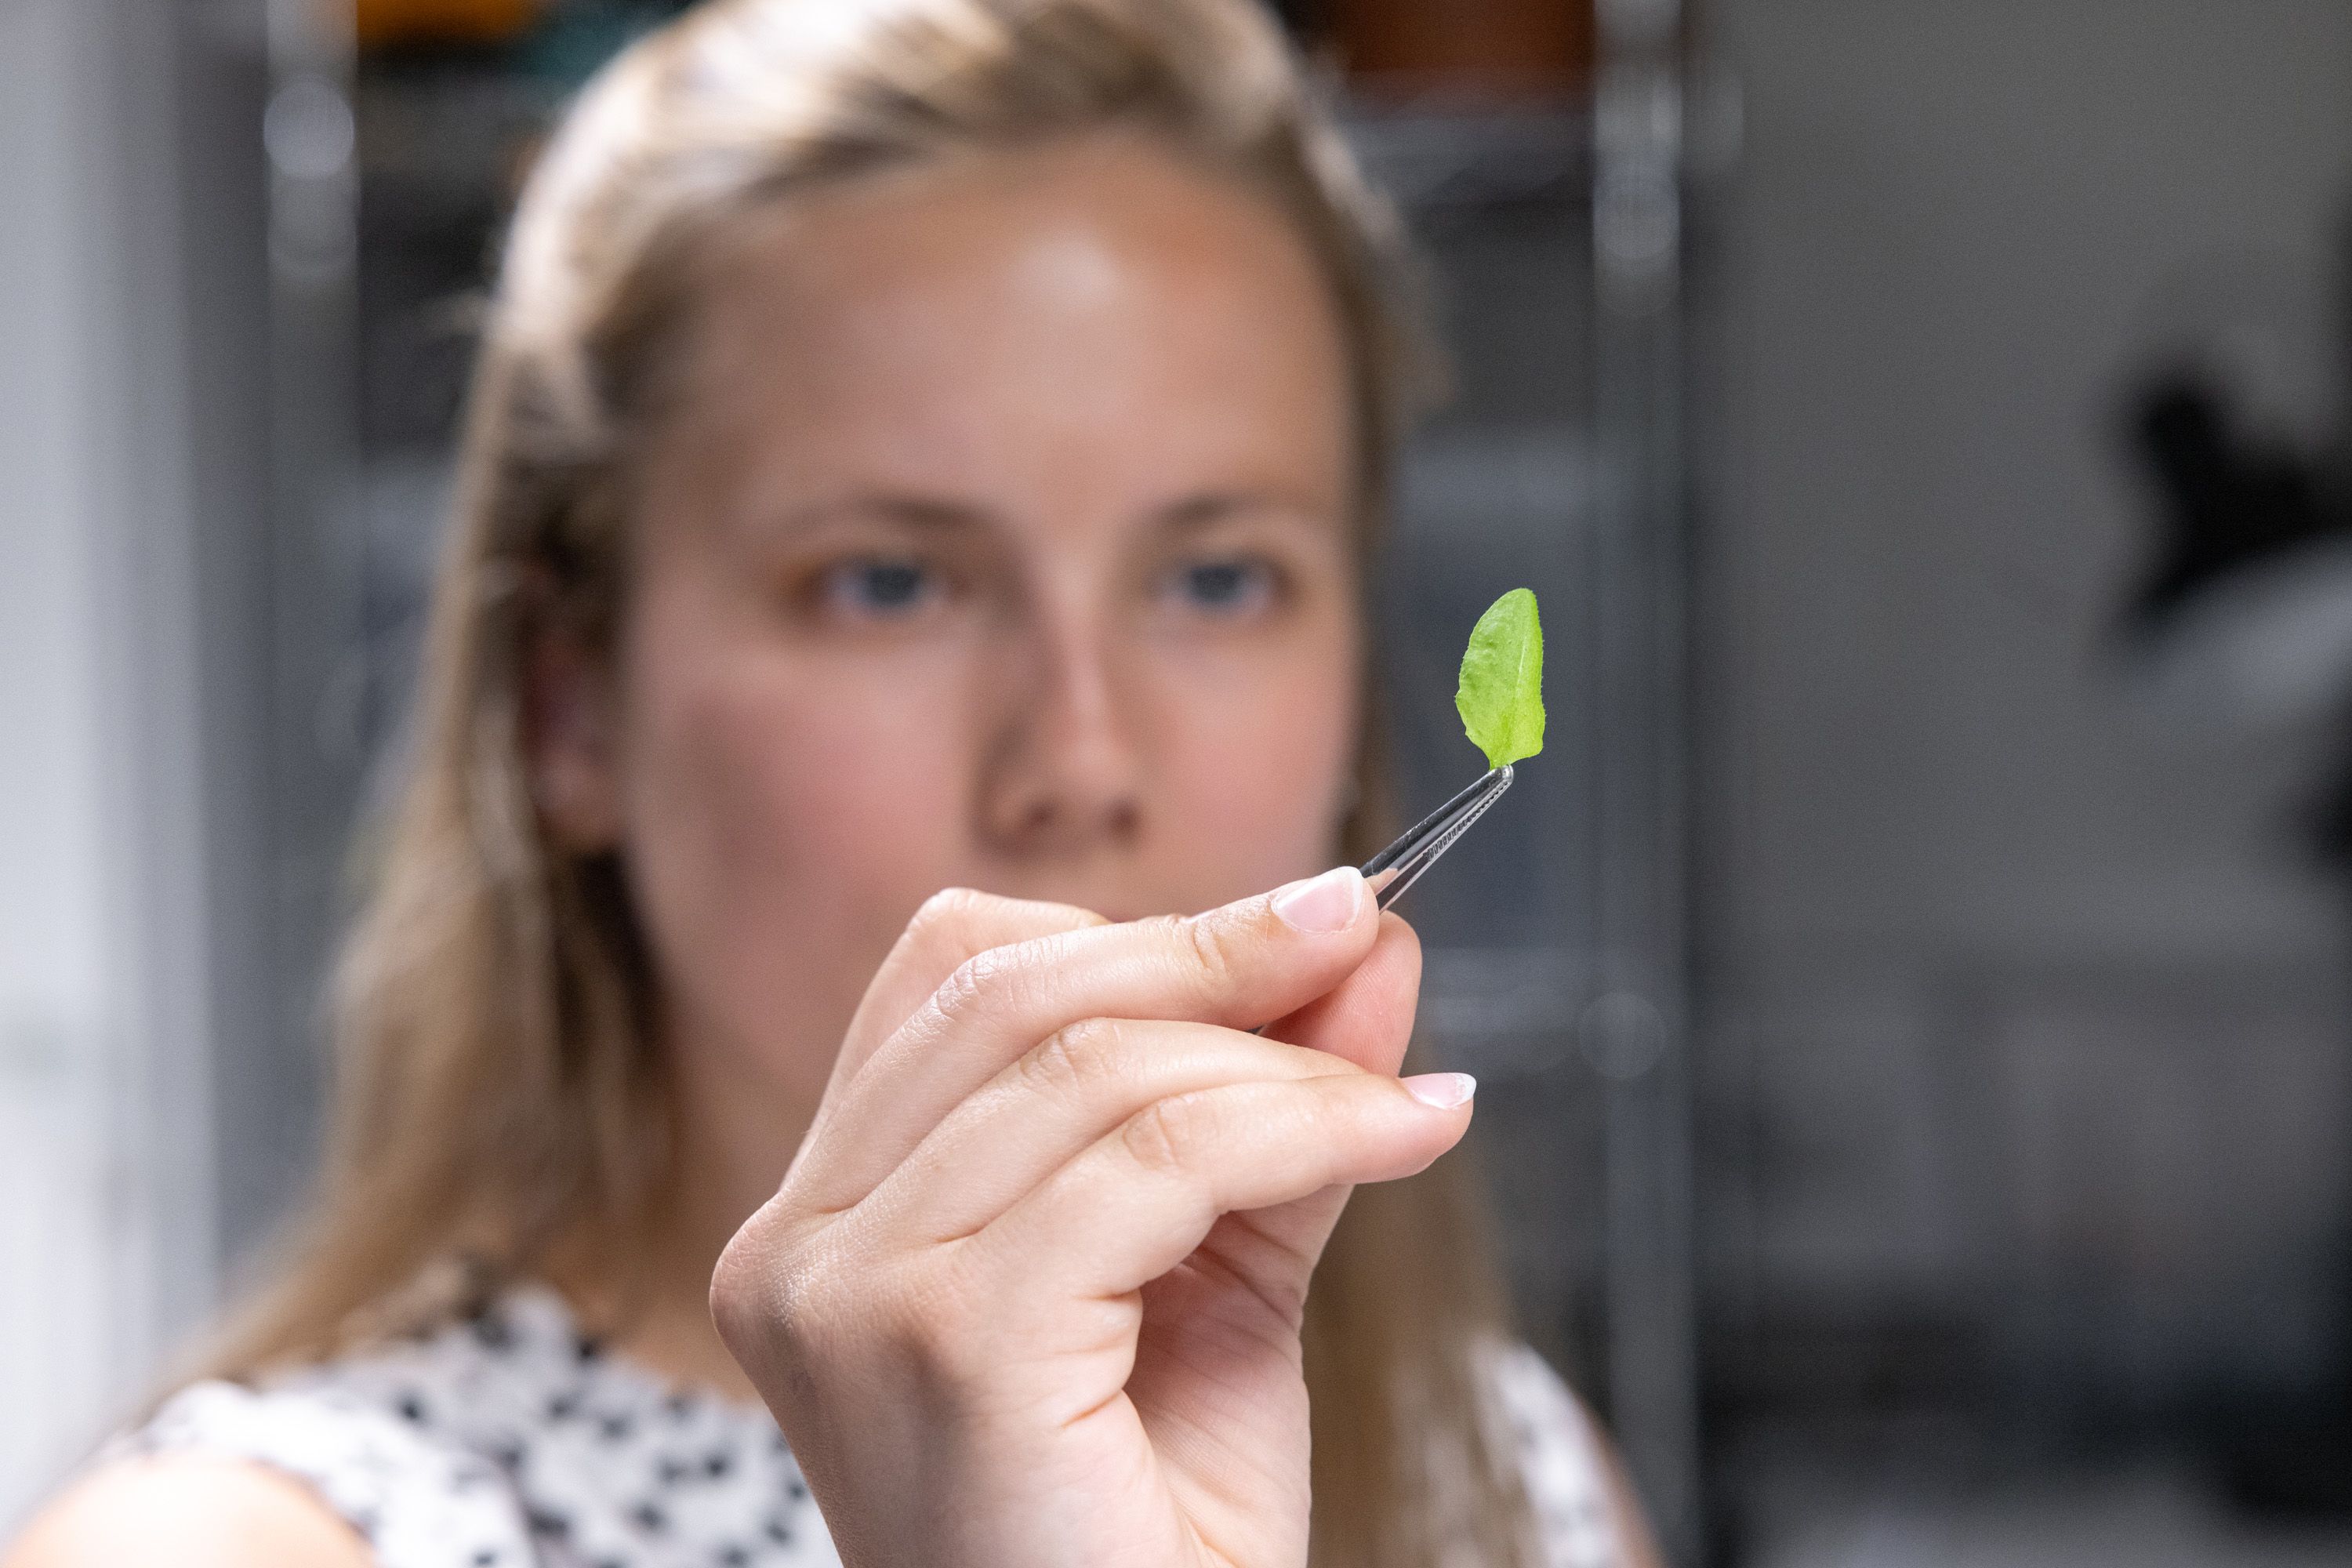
left=1359, top=764, right=1514, bottom=910
left=1247, top=766, right=1513, bottom=1035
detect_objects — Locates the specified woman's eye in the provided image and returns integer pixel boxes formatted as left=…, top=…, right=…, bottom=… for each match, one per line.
left=815, top=557, right=941, bottom=620
left=1163, top=557, right=1279, bottom=616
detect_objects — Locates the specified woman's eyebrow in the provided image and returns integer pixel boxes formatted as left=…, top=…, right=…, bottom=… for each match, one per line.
left=760, top=492, right=1000, bottom=538
left=1152, top=489, right=1325, bottom=532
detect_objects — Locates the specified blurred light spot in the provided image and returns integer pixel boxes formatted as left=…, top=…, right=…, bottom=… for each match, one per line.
left=265, top=75, right=354, bottom=183
left=1580, top=989, right=1668, bottom=1080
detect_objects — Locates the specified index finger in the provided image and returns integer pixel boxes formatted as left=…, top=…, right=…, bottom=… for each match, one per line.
left=787, top=866, right=1382, bottom=1214
left=821, top=887, right=1108, bottom=1102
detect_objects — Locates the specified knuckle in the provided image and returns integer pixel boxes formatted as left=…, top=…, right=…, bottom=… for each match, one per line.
left=710, top=1221, right=836, bottom=1367
left=909, top=885, right=989, bottom=936
left=1120, top=1092, right=1210, bottom=1176
left=1018, top=1015, right=1128, bottom=1101
left=933, top=953, right=987, bottom=1018
left=934, top=942, right=1019, bottom=1021
left=714, top=1223, right=961, bottom=1385
left=708, top=1214, right=1000, bottom=1414
left=1173, top=912, right=1240, bottom=993
left=935, top=928, right=1073, bottom=1025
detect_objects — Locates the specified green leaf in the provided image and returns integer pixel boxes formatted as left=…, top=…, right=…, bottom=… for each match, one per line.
left=1454, top=588, right=1544, bottom=769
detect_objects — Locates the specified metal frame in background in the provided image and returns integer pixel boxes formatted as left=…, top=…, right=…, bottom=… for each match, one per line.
left=1592, top=0, right=1704, bottom=1558
left=238, top=0, right=367, bottom=1261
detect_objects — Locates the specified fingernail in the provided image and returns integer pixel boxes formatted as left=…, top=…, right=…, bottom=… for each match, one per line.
left=1270, top=866, right=1364, bottom=934
left=1403, top=1072, right=1477, bottom=1109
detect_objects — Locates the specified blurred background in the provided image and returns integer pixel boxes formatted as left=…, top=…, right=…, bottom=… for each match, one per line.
left=9, top=1, right=2352, bottom=1563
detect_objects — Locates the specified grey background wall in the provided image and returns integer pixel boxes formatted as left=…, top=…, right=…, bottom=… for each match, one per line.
left=0, top=0, right=263, bottom=1527
left=1710, top=0, right=2352, bottom=1471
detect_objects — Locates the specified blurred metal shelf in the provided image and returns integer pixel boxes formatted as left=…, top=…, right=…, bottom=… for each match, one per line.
left=1344, top=101, right=1592, bottom=213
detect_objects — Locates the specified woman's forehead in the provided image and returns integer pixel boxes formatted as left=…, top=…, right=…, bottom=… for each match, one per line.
left=654, top=136, right=1356, bottom=520
left=685, top=140, right=1345, bottom=403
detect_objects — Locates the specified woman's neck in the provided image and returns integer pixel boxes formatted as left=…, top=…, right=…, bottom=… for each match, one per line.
left=598, top=1266, right=764, bottom=1406
left=554, top=1046, right=821, bottom=1408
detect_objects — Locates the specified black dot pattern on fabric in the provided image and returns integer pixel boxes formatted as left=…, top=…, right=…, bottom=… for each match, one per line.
left=99, top=1284, right=1621, bottom=1567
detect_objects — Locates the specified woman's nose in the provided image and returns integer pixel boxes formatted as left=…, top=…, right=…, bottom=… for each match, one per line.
left=976, top=619, right=1145, bottom=856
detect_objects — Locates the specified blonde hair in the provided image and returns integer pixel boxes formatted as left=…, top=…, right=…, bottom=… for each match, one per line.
left=209, top=2, right=1541, bottom=1562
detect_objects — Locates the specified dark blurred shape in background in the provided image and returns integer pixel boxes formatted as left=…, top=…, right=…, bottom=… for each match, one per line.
left=1322, top=0, right=1596, bottom=103
left=13, top=3, right=2352, bottom=1566
left=358, top=0, right=545, bottom=51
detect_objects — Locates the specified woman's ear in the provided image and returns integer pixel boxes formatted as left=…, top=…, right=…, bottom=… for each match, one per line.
left=524, top=619, right=624, bottom=852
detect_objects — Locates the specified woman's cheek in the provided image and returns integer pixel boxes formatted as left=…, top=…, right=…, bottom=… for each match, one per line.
left=1156, top=646, right=1356, bottom=889
left=750, top=664, right=974, bottom=902
left=620, top=632, right=974, bottom=1076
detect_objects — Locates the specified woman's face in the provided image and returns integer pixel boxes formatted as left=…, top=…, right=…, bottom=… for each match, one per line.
left=560, top=136, right=1364, bottom=1123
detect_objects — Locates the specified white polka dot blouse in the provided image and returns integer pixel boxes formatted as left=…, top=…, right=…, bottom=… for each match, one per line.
left=107, top=1284, right=1627, bottom=1567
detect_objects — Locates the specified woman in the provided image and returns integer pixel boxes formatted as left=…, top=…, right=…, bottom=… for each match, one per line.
left=10, top=1, right=1656, bottom=1564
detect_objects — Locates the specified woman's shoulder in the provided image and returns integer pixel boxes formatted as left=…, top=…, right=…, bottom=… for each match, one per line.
left=1479, top=1338, right=1646, bottom=1568
left=55, top=1377, right=539, bottom=1568
left=13, top=1290, right=576, bottom=1568
left=5, top=1449, right=376, bottom=1568
left=30, top=1284, right=833, bottom=1568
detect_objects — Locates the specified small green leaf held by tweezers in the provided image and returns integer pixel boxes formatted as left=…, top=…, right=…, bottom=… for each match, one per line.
left=1455, top=588, right=1544, bottom=769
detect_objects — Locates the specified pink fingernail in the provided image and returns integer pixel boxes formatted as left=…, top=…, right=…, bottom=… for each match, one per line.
left=1270, top=866, right=1364, bottom=934
left=1403, top=1073, right=1477, bottom=1109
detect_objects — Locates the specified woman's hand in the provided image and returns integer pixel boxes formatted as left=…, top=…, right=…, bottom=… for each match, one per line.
left=710, top=866, right=1474, bottom=1568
